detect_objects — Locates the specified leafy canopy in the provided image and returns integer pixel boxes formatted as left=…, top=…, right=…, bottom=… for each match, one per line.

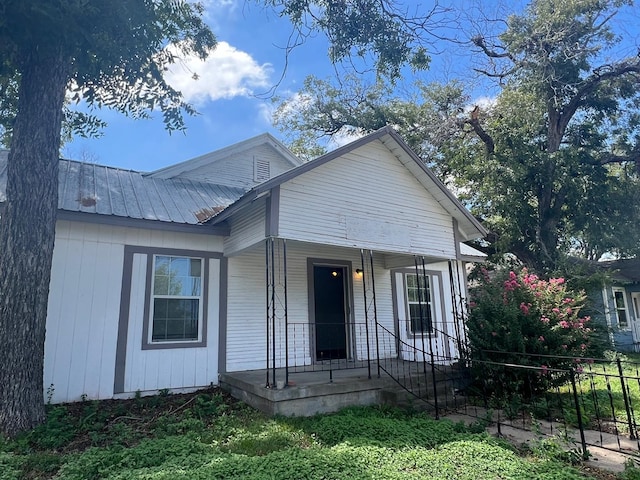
left=273, top=0, right=640, bottom=271
left=0, top=0, right=216, bottom=143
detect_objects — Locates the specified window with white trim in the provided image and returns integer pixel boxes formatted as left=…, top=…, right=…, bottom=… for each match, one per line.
left=406, top=273, right=434, bottom=334
left=613, top=287, right=629, bottom=329
left=150, top=255, right=203, bottom=343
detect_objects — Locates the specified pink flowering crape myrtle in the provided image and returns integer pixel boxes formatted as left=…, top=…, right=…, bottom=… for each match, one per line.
left=467, top=268, right=596, bottom=398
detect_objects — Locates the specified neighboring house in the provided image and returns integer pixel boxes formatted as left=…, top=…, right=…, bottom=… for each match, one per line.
left=0, top=127, right=487, bottom=405
left=592, top=259, right=640, bottom=352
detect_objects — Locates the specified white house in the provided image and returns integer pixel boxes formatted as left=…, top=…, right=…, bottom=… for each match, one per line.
left=0, top=127, right=487, bottom=405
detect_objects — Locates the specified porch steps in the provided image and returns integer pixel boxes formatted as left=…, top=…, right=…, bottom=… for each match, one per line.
left=379, top=365, right=471, bottom=413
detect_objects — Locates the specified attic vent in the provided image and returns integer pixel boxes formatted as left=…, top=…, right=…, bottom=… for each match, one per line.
left=254, top=158, right=270, bottom=182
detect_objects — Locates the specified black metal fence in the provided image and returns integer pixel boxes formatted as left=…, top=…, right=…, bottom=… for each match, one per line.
left=447, top=352, right=640, bottom=458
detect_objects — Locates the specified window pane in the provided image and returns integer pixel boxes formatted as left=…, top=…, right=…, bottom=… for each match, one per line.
left=614, top=291, right=625, bottom=309
left=409, top=304, right=432, bottom=333
left=406, top=273, right=433, bottom=334
left=152, top=298, right=199, bottom=342
left=153, top=256, right=171, bottom=295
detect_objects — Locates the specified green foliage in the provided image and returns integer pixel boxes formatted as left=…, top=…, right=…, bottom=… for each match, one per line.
left=273, top=0, right=640, bottom=271
left=467, top=267, right=598, bottom=399
left=619, top=460, right=640, bottom=480
left=0, top=0, right=217, bottom=143
left=0, top=390, right=596, bottom=479
left=263, top=0, right=435, bottom=79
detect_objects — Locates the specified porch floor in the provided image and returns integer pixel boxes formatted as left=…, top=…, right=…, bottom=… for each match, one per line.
left=220, top=359, right=459, bottom=416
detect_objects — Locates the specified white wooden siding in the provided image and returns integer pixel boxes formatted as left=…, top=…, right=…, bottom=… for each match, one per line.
left=177, top=144, right=295, bottom=189
left=277, top=141, right=456, bottom=257
left=123, top=256, right=220, bottom=394
left=223, top=197, right=266, bottom=256
left=225, top=241, right=396, bottom=372
left=44, top=220, right=223, bottom=403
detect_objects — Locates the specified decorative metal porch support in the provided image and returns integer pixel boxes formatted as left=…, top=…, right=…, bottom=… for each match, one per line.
left=415, top=255, right=440, bottom=419
left=265, top=237, right=289, bottom=388
left=448, top=259, right=469, bottom=358
left=360, top=249, right=380, bottom=379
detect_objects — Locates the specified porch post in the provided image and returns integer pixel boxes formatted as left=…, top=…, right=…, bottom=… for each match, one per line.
left=360, top=249, right=372, bottom=379
left=270, top=237, right=277, bottom=387
left=448, top=260, right=464, bottom=358
left=283, top=239, right=289, bottom=386
left=421, top=255, right=440, bottom=419
left=368, top=250, right=381, bottom=378
left=265, top=238, right=271, bottom=388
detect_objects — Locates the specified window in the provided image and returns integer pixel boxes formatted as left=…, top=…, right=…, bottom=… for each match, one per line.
left=613, top=288, right=629, bottom=329
left=406, top=273, right=433, bottom=334
left=150, top=255, right=203, bottom=343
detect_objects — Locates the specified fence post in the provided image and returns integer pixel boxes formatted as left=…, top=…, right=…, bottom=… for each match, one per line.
left=569, top=368, right=589, bottom=460
left=616, top=358, right=636, bottom=440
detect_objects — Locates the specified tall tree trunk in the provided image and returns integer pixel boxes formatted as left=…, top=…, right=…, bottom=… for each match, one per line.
left=0, top=47, right=70, bottom=437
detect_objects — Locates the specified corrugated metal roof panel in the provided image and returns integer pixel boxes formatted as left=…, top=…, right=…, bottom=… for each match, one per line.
left=0, top=155, right=246, bottom=225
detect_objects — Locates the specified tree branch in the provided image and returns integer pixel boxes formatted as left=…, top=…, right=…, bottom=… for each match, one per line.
left=465, top=105, right=495, bottom=156
left=549, top=57, right=640, bottom=152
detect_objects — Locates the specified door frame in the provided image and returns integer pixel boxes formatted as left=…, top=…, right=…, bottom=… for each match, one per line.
left=307, top=258, right=355, bottom=363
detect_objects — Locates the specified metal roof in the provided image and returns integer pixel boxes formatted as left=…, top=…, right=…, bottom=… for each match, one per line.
left=0, top=153, right=246, bottom=225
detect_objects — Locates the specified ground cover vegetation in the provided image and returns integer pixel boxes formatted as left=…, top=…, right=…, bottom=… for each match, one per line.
left=0, top=388, right=632, bottom=480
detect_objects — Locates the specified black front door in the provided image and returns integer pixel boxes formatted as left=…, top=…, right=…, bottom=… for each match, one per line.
left=313, top=266, right=348, bottom=360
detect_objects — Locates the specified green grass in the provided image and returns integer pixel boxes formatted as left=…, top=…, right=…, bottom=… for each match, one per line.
left=547, top=355, right=640, bottom=432
left=0, top=388, right=631, bottom=479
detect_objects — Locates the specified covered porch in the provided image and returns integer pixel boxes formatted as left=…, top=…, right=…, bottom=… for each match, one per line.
left=221, top=237, right=472, bottom=416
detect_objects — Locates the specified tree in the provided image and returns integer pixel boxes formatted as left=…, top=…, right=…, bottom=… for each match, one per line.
left=260, top=0, right=462, bottom=81
left=0, top=0, right=215, bottom=437
left=273, top=0, right=640, bottom=272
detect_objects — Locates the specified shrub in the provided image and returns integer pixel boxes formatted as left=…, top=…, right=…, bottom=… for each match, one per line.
left=467, top=268, right=597, bottom=399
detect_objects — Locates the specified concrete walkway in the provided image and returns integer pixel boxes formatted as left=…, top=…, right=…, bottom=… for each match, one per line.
left=444, top=406, right=639, bottom=474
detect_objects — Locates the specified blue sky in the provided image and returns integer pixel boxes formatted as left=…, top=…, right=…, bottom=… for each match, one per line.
left=64, top=0, right=639, bottom=172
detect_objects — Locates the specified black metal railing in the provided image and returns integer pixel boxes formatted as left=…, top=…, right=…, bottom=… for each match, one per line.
left=456, top=352, right=640, bottom=458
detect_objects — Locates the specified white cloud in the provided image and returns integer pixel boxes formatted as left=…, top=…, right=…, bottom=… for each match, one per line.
left=256, top=102, right=275, bottom=126
left=328, top=129, right=365, bottom=149
left=164, top=41, right=272, bottom=105
left=466, top=96, right=497, bottom=112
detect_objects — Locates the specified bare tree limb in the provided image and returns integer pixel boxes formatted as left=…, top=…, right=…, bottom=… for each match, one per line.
left=465, top=105, right=494, bottom=156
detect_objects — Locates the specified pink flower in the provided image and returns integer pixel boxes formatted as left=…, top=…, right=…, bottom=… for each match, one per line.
left=563, top=298, right=573, bottom=304
left=469, top=301, right=477, bottom=308
left=580, top=343, right=587, bottom=350
left=541, top=365, right=549, bottom=374
left=538, top=335, right=545, bottom=342
left=520, top=302, right=531, bottom=315
left=540, top=316, right=550, bottom=324
left=562, top=344, right=568, bottom=350
left=552, top=308, right=561, bottom=314
left=492, top=331, right=498, bottom=337
left=576, top=366, right=584, bottom=374
left=566, top=307, right=573, bottom=315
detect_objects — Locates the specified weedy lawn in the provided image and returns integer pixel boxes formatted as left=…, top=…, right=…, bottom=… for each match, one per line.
left=0, top=388, right=637, bottom=479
